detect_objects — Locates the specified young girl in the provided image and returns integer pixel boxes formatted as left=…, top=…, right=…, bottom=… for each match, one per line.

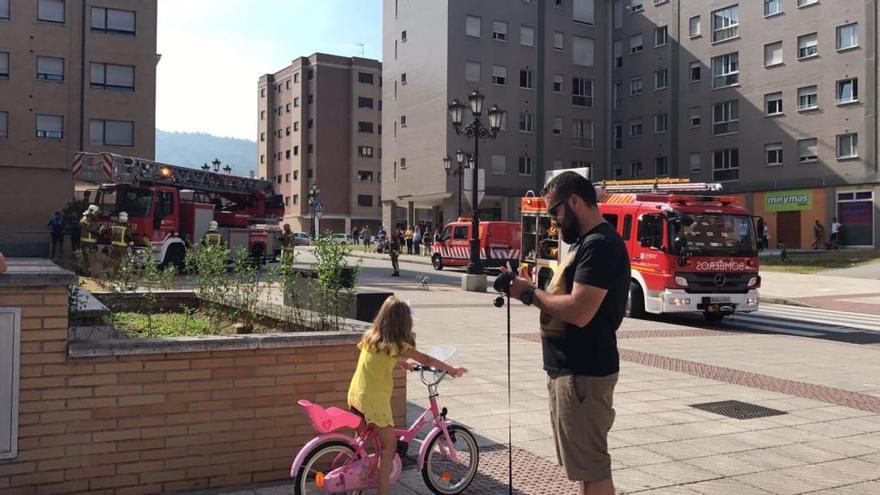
left=347, top=296, right=466, bottom=495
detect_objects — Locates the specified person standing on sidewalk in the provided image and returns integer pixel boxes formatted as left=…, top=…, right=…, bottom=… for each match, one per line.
left=812, top=220, right=825, bottom=250
left=502, top=171, right=629, bottom=495
left=412, top=226, right=422, bottom=256
left=830, top=217, right=842, bottom=249
left=388, top=233, right=401, bottom=277
left=404, top=225, right=414, bottom=255
left=47, top=211, right=65, bottom=260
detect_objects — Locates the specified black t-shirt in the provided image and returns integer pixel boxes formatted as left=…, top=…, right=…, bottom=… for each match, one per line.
left=541, top=222, right=630, bottom=376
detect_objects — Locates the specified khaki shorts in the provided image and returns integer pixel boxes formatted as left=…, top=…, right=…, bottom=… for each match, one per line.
left=547, top=372, right=618, bottom=482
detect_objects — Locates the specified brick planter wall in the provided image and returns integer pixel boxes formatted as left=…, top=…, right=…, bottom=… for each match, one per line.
left=0, top=259, right=406, bottom=494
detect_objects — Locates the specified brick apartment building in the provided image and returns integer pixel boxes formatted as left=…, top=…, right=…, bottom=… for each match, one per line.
left=0, top=0, right=157, bottom=255
left=383, top=0, right=880, bottom=248
left=257, top=53, right=383, bottom=237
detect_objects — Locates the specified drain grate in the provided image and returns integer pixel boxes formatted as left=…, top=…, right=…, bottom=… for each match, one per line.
left=689, top=400, right=787, bottom=420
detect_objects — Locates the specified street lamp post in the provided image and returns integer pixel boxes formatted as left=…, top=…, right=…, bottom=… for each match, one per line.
left=211, top=158, right=221, bottom=173
left=201, top=163, right=210, bottom=171
left=223, top=164, right=232, bottom=175
left=448, top=90, right=504, bottom=275
left=443, top=150, right=470, bottom=219
left=307, top=183, right=320, bottom=239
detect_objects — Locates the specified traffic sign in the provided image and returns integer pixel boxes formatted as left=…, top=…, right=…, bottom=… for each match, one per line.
left=463, top=169, right=485, bottom=206
left=314, top=200, right=324, bottom=218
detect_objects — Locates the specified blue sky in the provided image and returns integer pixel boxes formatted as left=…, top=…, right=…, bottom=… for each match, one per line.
left=156, top=0, right=382, bottom=141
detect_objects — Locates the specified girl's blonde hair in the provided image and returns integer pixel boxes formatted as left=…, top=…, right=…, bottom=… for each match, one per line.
left=360, top=296, right=416, bottom=355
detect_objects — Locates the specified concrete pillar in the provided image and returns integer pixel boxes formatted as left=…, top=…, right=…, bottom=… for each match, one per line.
left=407, top=202, right=415, bottom=228
left=344, top=216, right=351, bottom=235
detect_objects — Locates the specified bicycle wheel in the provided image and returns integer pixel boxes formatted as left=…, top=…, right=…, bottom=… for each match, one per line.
left=421, top=425, right=479, bottom=495
left=294, top=440, right=361, bottom=495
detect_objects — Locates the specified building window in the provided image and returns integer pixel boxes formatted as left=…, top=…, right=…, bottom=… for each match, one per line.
left=629, top=119, right=643, bottom=137
left=89, top=119, right=134, bottom=146
left=293, top=145, right=299, bottom=156
left=492, top=65, right=507, bottom=85
left=38, top=0, right=64, bottom=23
left=797, top=85, right=818, bottom=111
left=689, top=61, right=701, bottom=82
left=552, top=74, right=563, bottom=93
left=293, top=97, right=299, bottom=108
left=400, top=72, right=407, bottom=85
left=358, top=170, right=374, bottom=182
left=400, top=115, right=407, bottom=127
left=36, top=56, right=64, bottom=81
left=519, top=112, right=533, bottom=133
left=465, top=61, right=480, bottom=82
left=521, top=25, right=535, bottom=46
left=629, top=34, right=643, bottom=54
left=307, top=168, right=314, bottom=178
left=466, top=15, right=481, bottom=37
left=797, top=33, right=818, bottom=59
left=798, top=138, right=818, bottom=162
left=712, top=5, right=739, bottom=42
left=630, top=0, right=644, bottom=12
left=711, top=52, right=739, bottom=88
left=655, top=26, right=668, bottom=47
left=836, top=23, right=858, bottom=51
left=399, top=157, right=406, bottom=169
left=357, top=97, right=374, bottom=110
left=572, top=77, right=593, bottom=106
left=764, top=41, right=783, bottom=67
left=629, top=77, right=643, bottom=96
left=307, top=94, right=313, bottom=104
left=357, top=195, right=373, bottom=207
left=712, top=148, right=739, bottom=181
left=712, top=100, right=739, bottom=135
left=630, top=161, right=643, bottom=178
left=572, top=119, right=593, bottom=149
left=260, top=111, right=265, bottom=120
left=765, top=0, right=782, bottom=16
left=613, top=123, right=623, bottom=149
left=358, top=146, right=374, bottom=158
left=573, top=0, right=595, bottom=24
left=285, top=150, right=290, bottom=159
left=286, top=103, right=291, bottom=113
left=36, top=114, right=63, bottom=139
left=572, top=37, right=595, bottom=66
left=553, top=32, right=564, bottom=50
left=358, top=122, right=374, bottom=133
left=614, top=41, right=623, bottom=68
left=613, top=82, right=622, bottom=109
left=797, top=0, right=818, bottom=7
left=0, top=0, right=8, bottom=20
left=654, top=69, right=668, bottom=89
left=90, top=7, right=136, bottom=34
left=689, top=153, right=701, bottom=174
left=689, top=107, right=701, bottom=127
left=518, top=155, right=532, bottom=175
left=492, top=20, right=508, bottom=41
left=765, top=92, right=783, bottom=115
left=837, top=78, right=858, bottom=104
left=90, top=62, right=134, bottom=90
left=260, top=155, right=264, bottom=164
left=294, top=72, right=299, bottom=83
left=0, top=111, right=7, bottom=138
left=689, top=15, right=701, bottom=38
left=491, top=154, right=507, bottom=174
left=837, top=133, right=858, bottom=159
left=654, top=112, right=668, bottom=133
left=358, top=72, right=374, bottom=84
left=765, top=142, right=783, bottom=166
left=293, top=194, right=298, bottom=205
left=519, top=69, right=534, bottom=89
left=0, top=51, right=7, bottom=79
left=293, top=170, right=299, bottom=180
left=552, top=117, right=563, bottom=136
left=308, top=144, right=313, bottom=153
left=655, top=156, right=668, bottom=176
left=400, top=29, right=407, bottom=42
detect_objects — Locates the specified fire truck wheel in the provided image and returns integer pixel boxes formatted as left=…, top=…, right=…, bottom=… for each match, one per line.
left=703, top=311, right=725, bottom=322
left=163, top=245, right=186, bottom=274
left=251, top=244, right=266, bottom=266
left=431, top=254, right=443, bottom=271
left=625, top=281, right=646, bottom=319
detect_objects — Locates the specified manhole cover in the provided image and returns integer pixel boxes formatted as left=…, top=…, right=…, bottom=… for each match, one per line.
left=689, top=400, right=787, bottom=420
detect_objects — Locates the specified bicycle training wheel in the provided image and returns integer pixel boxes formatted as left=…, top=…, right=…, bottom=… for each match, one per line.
left=421, top=425, right=479, bottom=495
left=294, top=440, right=361, bottom=495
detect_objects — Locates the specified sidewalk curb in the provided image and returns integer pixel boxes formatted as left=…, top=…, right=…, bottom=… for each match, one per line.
left=760, top=297, right=815, bottom=308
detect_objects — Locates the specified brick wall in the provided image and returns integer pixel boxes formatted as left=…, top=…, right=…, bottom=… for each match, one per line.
left=0, top=274, right=407, bottom=494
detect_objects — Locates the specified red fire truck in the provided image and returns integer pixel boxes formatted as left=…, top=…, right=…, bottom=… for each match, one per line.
left=431, top=218, right=521, bottom=271
left=73, top=152, right=284, bottom=268
left=521, top=178, right=762, bottom=321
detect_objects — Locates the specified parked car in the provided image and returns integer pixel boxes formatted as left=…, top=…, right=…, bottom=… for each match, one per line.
left=291, top=232, right=313, bottom=246
left=329, top=233, right=355, bottom=244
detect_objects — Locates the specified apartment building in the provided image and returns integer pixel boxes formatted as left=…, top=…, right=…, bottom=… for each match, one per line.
left=610, top=0, right=877, bottom=248
left=382, top=0, right=605, bottom=228
left=0, top=0, right=157, bottom=255
left=258, top=54, right=382, bottom=236
left=385, top=0, right=879, bottom=248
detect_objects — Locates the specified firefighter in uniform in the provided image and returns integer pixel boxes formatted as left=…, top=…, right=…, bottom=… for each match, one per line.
left=78, top=204, right=102, bottom=275
left=389, top=232, right=401, bottom=277
left=278, top=223, right=294, bottom=260
left=202, top=220, right=223, bottom=247
left=109, top=211, right=134, bottom=274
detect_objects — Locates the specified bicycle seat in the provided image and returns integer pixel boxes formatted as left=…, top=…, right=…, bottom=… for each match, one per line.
left=298, top=400, right=363, bottom=433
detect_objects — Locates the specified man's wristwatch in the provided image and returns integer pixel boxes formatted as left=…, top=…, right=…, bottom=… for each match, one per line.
left=521, top=285, right=536, bottom=306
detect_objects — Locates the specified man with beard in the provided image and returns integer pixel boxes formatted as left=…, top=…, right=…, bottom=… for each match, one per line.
left=503, top=171, right=629, bottom=495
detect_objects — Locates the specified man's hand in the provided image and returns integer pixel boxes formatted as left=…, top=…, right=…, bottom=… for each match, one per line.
left=499, top=265, right=533, bottom=301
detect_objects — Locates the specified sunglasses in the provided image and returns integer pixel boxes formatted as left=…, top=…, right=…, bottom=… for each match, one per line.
left=547, top=196, right=569, bottom=217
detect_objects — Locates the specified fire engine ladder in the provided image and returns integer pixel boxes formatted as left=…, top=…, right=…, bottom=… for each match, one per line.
left=73, top=152, right=275, bottom=197
left=596, top=178, right=723, bottom=194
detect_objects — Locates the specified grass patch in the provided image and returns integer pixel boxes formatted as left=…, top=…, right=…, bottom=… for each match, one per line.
left=760, top=249, right=880, bottom=274
left=111, top=312, right=213, bottom=338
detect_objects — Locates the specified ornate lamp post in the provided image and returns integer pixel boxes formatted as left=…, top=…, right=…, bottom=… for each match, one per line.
left=211, top=158, right=221, bottom=172
left=223, top=164, right=233, bottom=175
left=201, top=163, right=210, bottom=171
left=443, top=150, right=470, bottom=219
left=307, top=183, right=320, bottom=238
left=448, top=90, right=503, bottom=275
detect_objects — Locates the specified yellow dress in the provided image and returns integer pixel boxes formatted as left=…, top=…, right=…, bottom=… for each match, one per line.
left=347, top=342, right=409, bottom=427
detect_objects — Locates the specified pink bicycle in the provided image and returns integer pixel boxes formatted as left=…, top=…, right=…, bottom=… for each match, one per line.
left=290, top=363, right=479, bottom=494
